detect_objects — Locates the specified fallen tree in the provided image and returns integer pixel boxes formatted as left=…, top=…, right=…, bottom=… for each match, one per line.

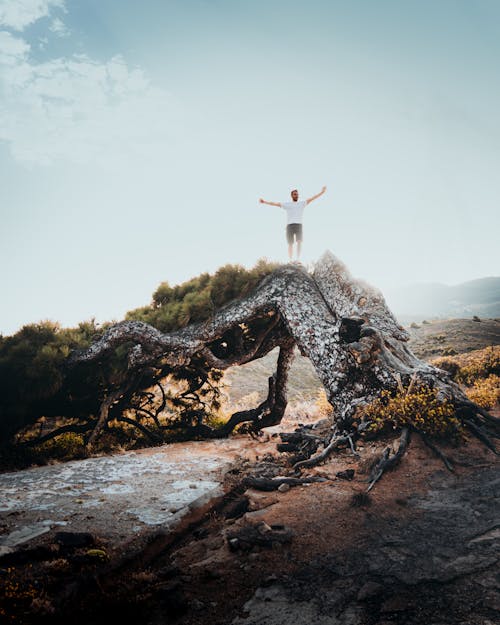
left=63, top=252, right=498, bottom=480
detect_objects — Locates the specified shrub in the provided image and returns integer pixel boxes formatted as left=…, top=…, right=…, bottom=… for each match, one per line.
left=466, top=375, right=500, bottom=409
left=0, top=259, right=280, bottom=458
left=433, top=346, right=500, bottom=385
left=127, top=259, right=279, bottom=332
left=34, top=432, right=86, bottom=461
left=360, top=383, right=460, bottom=439
left=455, top=346, right=500, bottom=385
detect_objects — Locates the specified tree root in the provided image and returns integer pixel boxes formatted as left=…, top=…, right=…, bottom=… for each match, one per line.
left=464, top=419, right=499, bottom=455
left=420, top=433, right=454, bottom=472
left=293, top=431, right=354, bottom=471
left=243, top=476, right=327, bottom=491
left=21, top=422, right=96, bottom=447
left=367, top=427, right=411, bottom=492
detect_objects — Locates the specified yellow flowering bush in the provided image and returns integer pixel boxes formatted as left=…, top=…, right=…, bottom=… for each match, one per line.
left=466, top=375, right=500, bottom=409
left=433, top=346, right=500, bottom=385
left=432, top=346, right=500, bottom=410
left=0, top=568, right=39, bottom=621
left=360, top=384, right=460, bottom=438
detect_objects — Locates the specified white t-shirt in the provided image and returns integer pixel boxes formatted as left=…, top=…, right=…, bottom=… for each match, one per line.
left=280, top=200, right=306, bottom=225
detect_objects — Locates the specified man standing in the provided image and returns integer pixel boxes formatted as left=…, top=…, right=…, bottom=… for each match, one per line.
left=259, top=186, right=327, bottom=261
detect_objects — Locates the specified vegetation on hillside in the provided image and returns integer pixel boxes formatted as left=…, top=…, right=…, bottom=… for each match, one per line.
left=432, top=346, right=500, bottom=410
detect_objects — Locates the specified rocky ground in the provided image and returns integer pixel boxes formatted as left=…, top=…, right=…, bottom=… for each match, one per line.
left=1, top=318, right=499, bottom=624
left=1, top=428, right=498, bottom=625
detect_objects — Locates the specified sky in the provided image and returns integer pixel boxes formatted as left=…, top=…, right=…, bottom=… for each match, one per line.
left=1, top=0, right=499, bottom=335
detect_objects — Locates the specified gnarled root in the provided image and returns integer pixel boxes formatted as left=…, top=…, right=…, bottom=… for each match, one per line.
left=367, top=427, right=411, bottom=492
left=293, top=429, right=358, bottom=471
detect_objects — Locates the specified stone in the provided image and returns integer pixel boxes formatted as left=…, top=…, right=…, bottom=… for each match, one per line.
left=191, top=598, right=205, bottom=611
left=357, top=581, right=383, bottom=600
left=336, top=469, right=355, bottom=480
left=245, top=489, right=279, bottom=511
left=204, top=535, right=224, bottom=551
left=380, top=595, right=412, bottom=613
left=277, top=483, right=290, bottom=493
left=54, top=531, right=95, bottom=548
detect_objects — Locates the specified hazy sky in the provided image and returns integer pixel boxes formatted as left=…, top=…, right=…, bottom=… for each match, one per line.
left=1, top=0, right=499, bottom=335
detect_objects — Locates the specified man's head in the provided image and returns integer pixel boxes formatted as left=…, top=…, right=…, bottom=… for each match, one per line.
left=290, top=189, right=299, bottom=201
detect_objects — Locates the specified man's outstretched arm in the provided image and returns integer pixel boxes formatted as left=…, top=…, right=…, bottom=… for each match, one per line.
left=306, top=186, right=327, bottom=205
left=259, top=198, right=281, bottom=207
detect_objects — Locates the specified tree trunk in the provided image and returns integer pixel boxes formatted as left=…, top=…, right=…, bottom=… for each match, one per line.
left=69, top=252, right=498, bottom=452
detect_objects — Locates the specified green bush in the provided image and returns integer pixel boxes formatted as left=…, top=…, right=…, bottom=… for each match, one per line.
left=0, top=260, right=280, bottom=462
left=127, top=259, right=279, bottom=332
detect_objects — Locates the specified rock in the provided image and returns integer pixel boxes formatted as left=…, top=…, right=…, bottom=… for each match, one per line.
left=244, top=508, right=277, bottom=524
left=224, top=496, right=250, bottom=520
left=191, top=598, right=205, bottom=611
left=54, top=531, right=95, bottom=548
left=380, top=594, right=412, bottom=613
left=228, top=538, right=240, bottom=551
left=336, top=469, right=355, bottom=480
left=227, top=522, right=293, bottom=551
left=245, top=488, right=279, bottom=511
left=482, top=591, right=500, bottom=612
left=277, top=483, right=290, bottom=493
left=357, top=581, right=383, bottom=600
left=204, top=534, right=224, bottom=551
left=157, top=565, right=179, bottom=580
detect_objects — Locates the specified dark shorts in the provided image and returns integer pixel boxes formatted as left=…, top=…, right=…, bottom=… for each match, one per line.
left=286, top=223, right=303, bottom=244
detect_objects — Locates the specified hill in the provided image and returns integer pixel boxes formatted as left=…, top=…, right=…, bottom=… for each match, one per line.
left=384, top=277, right=500, bottom=322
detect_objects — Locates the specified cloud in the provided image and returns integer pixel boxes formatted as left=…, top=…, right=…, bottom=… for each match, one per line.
left=49, top=16, right=69, bottom=37
left=0, top=31, right=181, bottom=168
left=0, top=0, right=65, bottom=31
left=0, top=29, right=30, bottom=61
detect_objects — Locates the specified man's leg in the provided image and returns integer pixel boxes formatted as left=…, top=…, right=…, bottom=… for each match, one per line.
left=295, top=225, right=303, bottom=261
left=288, top=243, right=293, bottom=261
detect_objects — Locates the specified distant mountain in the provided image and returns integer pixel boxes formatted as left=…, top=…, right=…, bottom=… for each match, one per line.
left=383, top=277, right=500, bottom=322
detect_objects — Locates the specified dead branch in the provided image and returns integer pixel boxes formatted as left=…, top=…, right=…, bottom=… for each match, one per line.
left=367, top=427, right=411, bottom=492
